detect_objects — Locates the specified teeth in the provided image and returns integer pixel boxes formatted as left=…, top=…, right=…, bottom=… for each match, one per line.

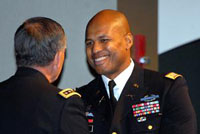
left=95, top=56, right=107, bottom=62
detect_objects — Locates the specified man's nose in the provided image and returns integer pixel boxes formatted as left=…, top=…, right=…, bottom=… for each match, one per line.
left=92, top=42, right=102, bottom=53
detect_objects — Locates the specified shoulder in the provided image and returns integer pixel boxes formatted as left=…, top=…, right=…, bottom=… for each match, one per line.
left=39, top=85, right=81, bottom=103
left=58, top=88, right=86, bottom=119
left=164, top=72, right=183, bottom=80
left=144, top=69, right=183, bottom=82
left=58, top=88, right=81, bottom=99
left=143, top=69, right=164, bottom=86
left=143, top=69, right=185, bottom=90
left=163, top=72, right=186, bottom=87
left=57, top=88, right=84, bottom=108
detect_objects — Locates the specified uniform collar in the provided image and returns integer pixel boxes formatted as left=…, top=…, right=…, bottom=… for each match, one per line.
left=101, top=59, right=134, bottom=100
left=15, top=67, right=49, bottom=83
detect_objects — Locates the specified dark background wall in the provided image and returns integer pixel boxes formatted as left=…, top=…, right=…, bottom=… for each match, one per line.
left=159, top=39, right=200, bottom=132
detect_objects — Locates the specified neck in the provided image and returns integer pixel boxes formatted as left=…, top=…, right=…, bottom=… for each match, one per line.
left=31, top=65, right=53, bottom=83
left=106, top=58, right=131, bottom=80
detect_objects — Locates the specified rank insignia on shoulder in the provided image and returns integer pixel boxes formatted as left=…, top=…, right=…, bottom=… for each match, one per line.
left=59, top=88, right=81, bottom=99
left=165, top=72, right=182, bottom=80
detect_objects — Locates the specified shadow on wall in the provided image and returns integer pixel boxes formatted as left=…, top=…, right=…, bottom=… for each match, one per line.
left=159, top=39, right=200, bottom=132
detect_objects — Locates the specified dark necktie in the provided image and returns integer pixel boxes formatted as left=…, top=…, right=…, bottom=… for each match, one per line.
left=108, top=80, right=117, bottom=114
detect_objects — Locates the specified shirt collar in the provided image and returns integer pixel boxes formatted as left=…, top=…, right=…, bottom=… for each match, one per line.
left=101, top=59, right=134, bottom=100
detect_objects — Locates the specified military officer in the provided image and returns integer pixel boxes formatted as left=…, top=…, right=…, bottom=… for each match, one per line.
left=0, top=17, right=89, bottom=134
left=76, top=9, right=197, bottom=134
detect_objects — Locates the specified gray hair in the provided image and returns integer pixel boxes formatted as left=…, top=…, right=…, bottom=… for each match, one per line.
left=14, top=17, right=66, bottom=67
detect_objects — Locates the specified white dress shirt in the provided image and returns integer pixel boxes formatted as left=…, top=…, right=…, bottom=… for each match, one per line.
left=101, top=59, right=134, bottom=101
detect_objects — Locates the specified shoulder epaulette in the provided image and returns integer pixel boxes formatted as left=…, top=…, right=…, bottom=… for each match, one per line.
left=59, top=88, right=81, bottom=99
left=165, top=72, right=182, bottom=80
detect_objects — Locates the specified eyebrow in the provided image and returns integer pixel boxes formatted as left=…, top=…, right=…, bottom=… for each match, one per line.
left=85, top=34, right=110, bottom=42
left=98, top=35, right=109, bottom=39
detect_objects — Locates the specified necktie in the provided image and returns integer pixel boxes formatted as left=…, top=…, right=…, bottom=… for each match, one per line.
left=108, top=80, right=117, bottom=114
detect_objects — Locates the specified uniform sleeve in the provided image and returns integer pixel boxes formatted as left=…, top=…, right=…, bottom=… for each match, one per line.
left=60, top=95, right=89, bottom=134
left=160, top=77, right=197, bottom=134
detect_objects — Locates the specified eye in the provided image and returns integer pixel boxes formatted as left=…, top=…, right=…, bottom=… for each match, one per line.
left=85, top=40, right=94, bottom=47
left=100, top=38, right=110, bottom=43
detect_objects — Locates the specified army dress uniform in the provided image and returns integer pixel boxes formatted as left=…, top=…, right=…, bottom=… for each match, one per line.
left=77, top=63, right=197, bottom=134
left=0, top=67, right=89, bottom=134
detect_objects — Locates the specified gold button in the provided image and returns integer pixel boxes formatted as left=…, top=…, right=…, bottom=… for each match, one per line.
left=133, top=83, right=139, bottom=88
left=148, top=125, right=153, bottom=130
left=112, top=132, right=117, bottom=134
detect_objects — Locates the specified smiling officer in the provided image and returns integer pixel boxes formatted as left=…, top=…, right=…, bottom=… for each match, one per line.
left=77, top=9, right=197, bottom=134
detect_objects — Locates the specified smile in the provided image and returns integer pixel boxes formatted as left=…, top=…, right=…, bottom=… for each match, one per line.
left=94, top=56, right=108, bottom=65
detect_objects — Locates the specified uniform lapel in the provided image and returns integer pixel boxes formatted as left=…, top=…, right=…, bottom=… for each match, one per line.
left=111, top=64, right=145, bottom=131
left=89, top=76, right=114, bottom=133
left=91, top=77, right=113, bottom=121
left=91, top=76, right=109, bottom=109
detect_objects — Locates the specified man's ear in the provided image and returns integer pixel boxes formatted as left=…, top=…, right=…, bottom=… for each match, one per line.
left=52, top=51, right=62, bottom=70
left=125, top=32, right=133, bottom=49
